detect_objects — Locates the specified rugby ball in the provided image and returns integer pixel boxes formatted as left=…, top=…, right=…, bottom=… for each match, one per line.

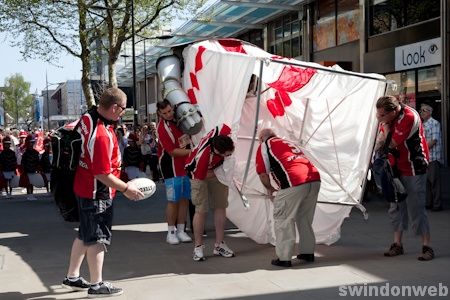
left=128, top=177, right=157, bottom=200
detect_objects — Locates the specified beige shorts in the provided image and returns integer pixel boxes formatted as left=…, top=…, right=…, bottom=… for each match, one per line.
left=190, top=177, right=228, bottom=213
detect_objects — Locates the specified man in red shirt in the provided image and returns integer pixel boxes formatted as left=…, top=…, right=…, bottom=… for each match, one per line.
left=185, top=124, right=235, bottom=261
left=62, top=88, right=143, bottom=298
left=256, top=128, right=321, bottom=267
left=157, top=100, right=192, bottom=245
left=376, top=95, right=434, bottom=261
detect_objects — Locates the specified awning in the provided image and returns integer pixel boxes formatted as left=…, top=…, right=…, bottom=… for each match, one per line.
left=117, top=0, right=306, bottom=87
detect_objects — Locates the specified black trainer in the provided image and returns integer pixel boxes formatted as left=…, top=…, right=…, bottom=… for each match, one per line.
left=62, top=276, right=90, bottom=291
left=88, top=281, right=123, bottom=298
left=297, top=253, right=315, bottom=262
left=271, top=258, right=292, bottom=267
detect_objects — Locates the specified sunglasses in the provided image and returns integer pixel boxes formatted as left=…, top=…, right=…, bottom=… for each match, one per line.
left=116, top=103, right=126, bottom=111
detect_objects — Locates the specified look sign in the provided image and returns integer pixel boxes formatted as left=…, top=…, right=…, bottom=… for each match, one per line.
left=395, top=38, right=441, bottom=71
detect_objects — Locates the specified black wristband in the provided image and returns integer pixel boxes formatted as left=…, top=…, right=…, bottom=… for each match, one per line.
left=122, top=184, right=128, bottom=193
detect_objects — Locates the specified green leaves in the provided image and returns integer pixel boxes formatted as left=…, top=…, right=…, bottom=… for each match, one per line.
left=2, top=74, right=33, bottom=127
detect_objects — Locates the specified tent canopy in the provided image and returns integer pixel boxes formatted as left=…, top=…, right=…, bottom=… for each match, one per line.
left=180, top=38, right=386, bottom=245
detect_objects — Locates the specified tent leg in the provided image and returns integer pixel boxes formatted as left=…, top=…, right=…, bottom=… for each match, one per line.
left=239, top=59, right=266, bottom=208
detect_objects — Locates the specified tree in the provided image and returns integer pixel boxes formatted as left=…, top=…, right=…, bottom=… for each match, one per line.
left=2, top=74, right=33, bottom=128
left=0, top=0, right=206, bottom=108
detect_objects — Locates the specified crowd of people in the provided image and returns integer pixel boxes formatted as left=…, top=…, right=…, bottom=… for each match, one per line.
left=1, top=87, right=443, bottom=298
left=0, top=128, right=52, bottom=200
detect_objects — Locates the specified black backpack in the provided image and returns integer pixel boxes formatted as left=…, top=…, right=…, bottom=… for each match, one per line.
left=50, top=122, right=82, bottom=222
left=372, top=132, right=407, bottom=203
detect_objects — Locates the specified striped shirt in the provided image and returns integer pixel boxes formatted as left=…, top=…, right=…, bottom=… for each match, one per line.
left=423, top=117, right=443, bottom=164
left=185, top=124, right=231, bottom=180
left=157, top=119, right=190, bottom=178
left=74, top=109, right=121, bottom=200
left=255, top=137, right=320, bottom=189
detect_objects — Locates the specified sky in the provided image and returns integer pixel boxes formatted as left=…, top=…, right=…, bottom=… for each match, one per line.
left=0, top=0, right=215, bottom=94
left=0, top=33, right=82, bottom=93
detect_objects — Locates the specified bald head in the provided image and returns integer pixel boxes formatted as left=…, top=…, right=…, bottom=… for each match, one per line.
left=258, top=128, right=276, bottom=143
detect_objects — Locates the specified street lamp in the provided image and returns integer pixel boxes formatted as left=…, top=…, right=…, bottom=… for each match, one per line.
left=131, top=0, right=138, bottom=127
left=46, top=72, right=50, bottom=130
left=45, top=72, right=61, bottom=130
left=133, top=34, right=173, bottom=123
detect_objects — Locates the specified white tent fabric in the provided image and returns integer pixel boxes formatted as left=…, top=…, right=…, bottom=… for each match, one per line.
left=181, top=39, right=386, bottom=245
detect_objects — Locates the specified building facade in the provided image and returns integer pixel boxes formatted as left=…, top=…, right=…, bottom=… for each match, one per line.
left=41, top=80, right=86, bottom=129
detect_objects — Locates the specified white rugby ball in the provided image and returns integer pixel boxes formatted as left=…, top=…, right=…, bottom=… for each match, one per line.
left=128, top=177, right=157, bottom=200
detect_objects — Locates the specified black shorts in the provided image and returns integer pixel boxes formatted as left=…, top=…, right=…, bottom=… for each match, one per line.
left=77, top=197, right=114, bottom=245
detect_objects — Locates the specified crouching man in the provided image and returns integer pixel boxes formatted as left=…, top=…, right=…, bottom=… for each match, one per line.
left=256, top=128, right=320, bottom=267
left=185, top=124, right=235, bottom=262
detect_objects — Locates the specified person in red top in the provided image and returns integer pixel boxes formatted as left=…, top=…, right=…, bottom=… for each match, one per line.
left=63, top=88, right=143, bottom=298
left=157, top=100, right=192, bottom=245
left=376, top=95, right=434, bottom=261
left=256, top=128, right=321, bottom=267
left=185, top=123, right=236, bottom=262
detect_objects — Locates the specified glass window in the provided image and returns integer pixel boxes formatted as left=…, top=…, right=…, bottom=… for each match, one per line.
left=292, top=37, right=301, bottom=58
left=237, top=30, right=264, bottom=49
left=313, top=0, right=336, bottom=51
left=369, top=0, right=440, bottom=36
left=291, top=20, right=300, bottom=35
left=283, top=40, right=291, bottom=57
left=268, top=13, right=302, bottom=58
left=275, top=42, right=283, bottom=56
left=337, top=0, right=359, bottom=44
left=385, top=71, right=417, bottom=108
left=275, top=26, right=283, bottom=40
left=283, top=15, right=291, bottom=37
left=418, top=66, right=441, bottom=93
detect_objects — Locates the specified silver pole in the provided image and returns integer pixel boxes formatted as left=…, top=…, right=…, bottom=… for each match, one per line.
left=441, top=0, right=449, bottom=166
left=46, top=72, right=50, bottom=130
left=239, top=59, right=265, bottom=207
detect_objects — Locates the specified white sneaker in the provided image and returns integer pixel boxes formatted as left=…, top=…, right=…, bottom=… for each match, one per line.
left=166, top=233, right=180, bottom=245
left=213, top=241, right=235, bottom=258
left=177, top=231, right=192, bottom=243
left=193, top=245, right=206, bottom=261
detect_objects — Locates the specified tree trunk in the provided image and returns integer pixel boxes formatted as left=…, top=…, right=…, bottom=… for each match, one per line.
left=78, top=0, right=95, bottom=108
left=81, top=64, right=95, bottom=107
left=109, top=57, right=118, bottom=88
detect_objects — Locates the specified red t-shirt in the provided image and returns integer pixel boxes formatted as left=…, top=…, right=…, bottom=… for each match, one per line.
left=255, top=137, right=320, bottom=189
left=389, top=105, right=429, bottom=176
left=157, top=119, right=190, bottom=178
left=185, top=124, right=231, bottom=180
left=74, top=110, right=121, bottom=200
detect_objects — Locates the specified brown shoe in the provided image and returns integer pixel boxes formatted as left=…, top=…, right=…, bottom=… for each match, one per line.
left=384, top=243, right=404, bottom=257
left=418, top=245, right=434, bottom=261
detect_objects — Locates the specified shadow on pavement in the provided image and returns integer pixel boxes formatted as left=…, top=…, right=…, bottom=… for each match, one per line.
left=1, top=178, right=449, bottom=299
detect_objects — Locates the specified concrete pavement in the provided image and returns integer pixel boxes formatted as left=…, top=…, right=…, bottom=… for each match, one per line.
left=0, top=171, right=449, bottom=300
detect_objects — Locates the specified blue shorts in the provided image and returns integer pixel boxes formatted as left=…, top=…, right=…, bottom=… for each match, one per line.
left=164, top=176, right=191, bottom=202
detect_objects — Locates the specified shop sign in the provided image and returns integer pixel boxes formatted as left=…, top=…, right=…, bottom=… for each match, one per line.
left=395, top=38, right=441, bottom=71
